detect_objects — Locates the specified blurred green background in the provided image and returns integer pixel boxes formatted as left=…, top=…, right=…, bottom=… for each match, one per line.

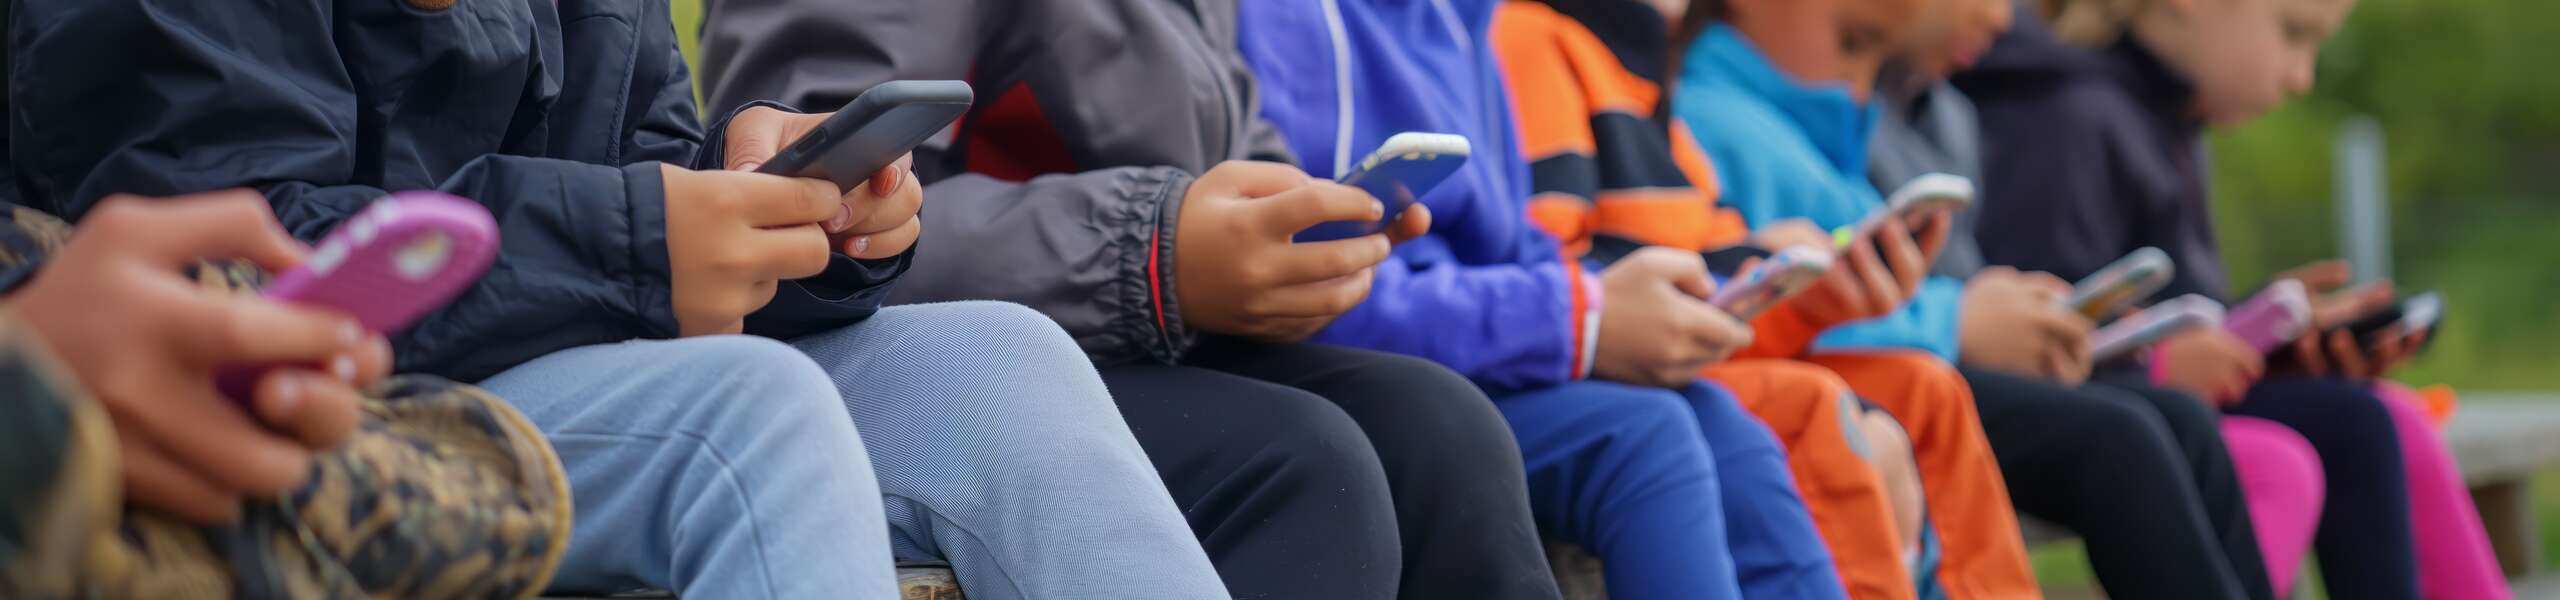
left=2209, top=0, right=2560, bottom=391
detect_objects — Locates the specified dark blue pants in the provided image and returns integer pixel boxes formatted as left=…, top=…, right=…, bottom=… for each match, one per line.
left=2227, top=377, right=2419, bottom=600
left=1493, top=380, right=1847, bottom=600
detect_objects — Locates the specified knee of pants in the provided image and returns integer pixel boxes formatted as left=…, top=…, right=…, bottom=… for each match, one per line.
left=2050, top=391, right=2186, bottom=465
left=646, top=335, right=852, bottom=432
left=2117, top=383, right=2226, bottom=457
left=1675, top=382, right=1787, bottom=461
left=2221, top=417, right=2326, bottom=513
left=1500, top=383, right=1719, bottom=531
left=1203, top=383, right=1400, bottom=507
left=1322, top=351, right=1527, bottom=480
left=2245, top=378, right=2402, bottom=452
left=830, top=301, right=1126, bottom=436
left=1706, top=360, right=1854, bottom=445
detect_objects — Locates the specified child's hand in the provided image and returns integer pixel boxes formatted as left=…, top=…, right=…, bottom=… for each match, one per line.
left=2274, top=259, right=2416, bottom=379
left=11, top=192, right=384, bottom=524
left=2155, top=328, right=2265, bottom=405
left=1957, top=267, right=2093, bottom=385
left=1175, top=161, right=1393, bottom=341
left=1783, top=221, right=1924, bottom=329
left=658, top=164, right=841, bottom=336
left=1592, top=247, right=1752, bottom=388
left=1751, top=218, right=1832, bottom=252
left=721, top=106, right=922, bottom=259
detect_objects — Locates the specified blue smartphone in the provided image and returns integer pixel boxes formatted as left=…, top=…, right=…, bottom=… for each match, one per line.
left=1295, top=132, right=1471, bottom=242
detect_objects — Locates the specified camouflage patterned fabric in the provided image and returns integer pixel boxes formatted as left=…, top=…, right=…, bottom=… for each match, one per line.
left=0, top=206, right=573, bottom=599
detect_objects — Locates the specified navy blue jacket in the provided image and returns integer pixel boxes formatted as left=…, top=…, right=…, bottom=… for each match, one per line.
left=3, top=0, right=907, bottom=382
left=1952, top=10, right=2228, bottom=303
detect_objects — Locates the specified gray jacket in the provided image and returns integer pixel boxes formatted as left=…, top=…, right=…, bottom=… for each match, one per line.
left=1869, top=80, right=1990, bottom=279
left=700, top=0, right=1293, bottom=366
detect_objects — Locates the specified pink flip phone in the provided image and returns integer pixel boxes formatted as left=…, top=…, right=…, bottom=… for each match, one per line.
left=2224, top=279, right=2314, bottom=353
left=217, top=191, right=498, bottom=401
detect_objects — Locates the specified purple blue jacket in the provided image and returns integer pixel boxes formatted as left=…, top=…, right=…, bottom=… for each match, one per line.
left=1238, top=0, right=1600, bottom=391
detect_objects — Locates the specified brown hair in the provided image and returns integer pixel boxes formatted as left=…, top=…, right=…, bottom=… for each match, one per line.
left=1666, top=0, right=1728, bottom=86
left=2036, top=0, right=2150, bottom=46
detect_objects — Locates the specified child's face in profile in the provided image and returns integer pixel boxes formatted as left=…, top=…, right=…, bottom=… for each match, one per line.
left=1731, top=0, right=1926, bottom=99
left=2163, top=0, right=2355, bottom=124
left=1900, top=0, right=2013, bottom=80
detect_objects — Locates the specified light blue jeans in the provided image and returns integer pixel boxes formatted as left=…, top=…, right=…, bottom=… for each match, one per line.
left=480, top=302, right=1223, bottom=600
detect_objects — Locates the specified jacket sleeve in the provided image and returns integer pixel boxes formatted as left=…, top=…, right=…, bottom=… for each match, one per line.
left=1313, top=241, right=1599, bottom=392
left=700, top=0, right=1266, bottom=365
left=1970, top=89, right=2144, bottom=290
left=13, top=0, right=660, bottom=381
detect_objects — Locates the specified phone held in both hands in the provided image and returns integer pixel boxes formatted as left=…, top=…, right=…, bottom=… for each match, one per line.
left=2268, top=289, right=2443, bottom=368
left=1833, top=173, right=1974, bottom=248
left=1297, top=132, right=1472, bottom=242
left=2225, top=279, right=2315, bottom=353
left=1708, top=246, right=1834, bottom=321
left=2090, top=293, right=2224, bottom=362
left=217, top=192, right=501, bottom=401
left=756, top=80, right=976, bottom=192
left=2062, top=247, right=2173, bottom=320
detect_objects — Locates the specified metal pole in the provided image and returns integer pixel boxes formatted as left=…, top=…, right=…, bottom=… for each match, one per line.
left=2335, top=115, right=2391, bottom=284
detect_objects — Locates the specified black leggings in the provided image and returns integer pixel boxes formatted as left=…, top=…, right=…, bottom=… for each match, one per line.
left=1965, top=367, right=2275, bottom=600
left=2226, top=376, right=2417, bottom=600
left=1102, top=339, right=1561, bottom=600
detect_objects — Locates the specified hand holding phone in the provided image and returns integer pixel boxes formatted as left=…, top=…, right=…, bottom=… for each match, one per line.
left=2225, top=279, right=2314, bottom=353
left=8, top=191, right=397, bottom=523
left=216, top=192, right=499, bottom=401
left=2091, top=294, right=2225, bottom=362
left=752, top=80, right=973, bottom=193
left=1297, top=132, right=1470, bottom=242
left=2271, top=290, right=2441, bottom=376
left=1833, top=173, right=1974, bottom=248
left=2061, top=247, right=2173, bottom=320
left=1708, top=246, right=1834, bottom=321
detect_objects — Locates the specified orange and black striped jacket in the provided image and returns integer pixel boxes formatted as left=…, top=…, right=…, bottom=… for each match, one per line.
left=1492, top=0, right=1831, bottom=358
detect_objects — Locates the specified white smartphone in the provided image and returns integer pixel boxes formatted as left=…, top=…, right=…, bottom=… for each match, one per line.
left=2090, top=294, right=2226, bottom=362
left=1707, top=246, right=1835, bottom=321
left=2394, top=291, right=2444, bottom=336
left=2061, top=247, right=2174, bottom=320
left=2224, top=279, right=2314, bottom=353
left=1296, top=132, right=1472, bottom=242
left=1834, top=173, right=1975, bottom=248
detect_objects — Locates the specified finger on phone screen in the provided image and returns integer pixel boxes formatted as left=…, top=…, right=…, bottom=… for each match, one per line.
left=1261, top=182, right=1385, bottom=237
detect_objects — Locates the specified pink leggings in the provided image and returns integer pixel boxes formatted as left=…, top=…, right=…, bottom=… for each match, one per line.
left=2222, top=383, right=2509, bottom=599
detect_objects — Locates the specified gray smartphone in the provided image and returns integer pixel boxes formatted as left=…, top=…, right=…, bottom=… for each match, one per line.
left=756, top=80, right=974, bottom=192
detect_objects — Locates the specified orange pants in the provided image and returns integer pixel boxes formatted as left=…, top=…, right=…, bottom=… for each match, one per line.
left=1705, top=360, right=1913, bottom=600
left=1808, top=353, right=2040, bottom=600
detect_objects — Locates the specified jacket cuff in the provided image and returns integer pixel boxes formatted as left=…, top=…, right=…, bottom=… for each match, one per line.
left=1143, top=170, right=1199, bottom=363
left=621, top=162, right=682, bottom=337
left=1570, top=265, right=1603, bottom=380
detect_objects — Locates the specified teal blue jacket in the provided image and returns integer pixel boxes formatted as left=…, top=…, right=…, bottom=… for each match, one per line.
left=1673, top=24, right=1964, bottom=360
